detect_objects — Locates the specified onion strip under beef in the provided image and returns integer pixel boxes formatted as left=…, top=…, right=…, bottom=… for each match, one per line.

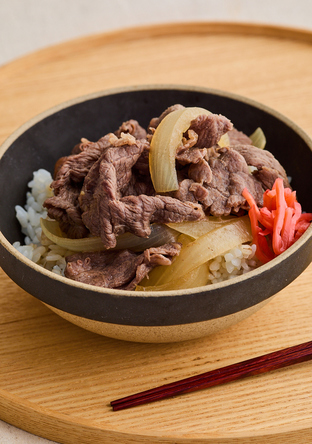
left=136, top=262, right=209, bottom=292
left=138, top=216, right=252, bottom=290
left=165, top=215, right=238, bottom=239
left=40, top=218, right=180, bottom=252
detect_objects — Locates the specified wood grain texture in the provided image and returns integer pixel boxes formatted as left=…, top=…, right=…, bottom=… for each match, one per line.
left=0, top=22, right=312, bottom=443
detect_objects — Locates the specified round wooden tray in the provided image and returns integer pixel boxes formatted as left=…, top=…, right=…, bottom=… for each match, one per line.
left=0, top=22, right=312, bottom=444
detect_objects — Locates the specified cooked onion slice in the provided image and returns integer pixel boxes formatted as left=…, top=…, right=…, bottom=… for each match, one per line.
left=136, top=262, right=209, bottom=291
left=150, top=216, right=252, bottom=286
left=149, top=107, right=230, bottom=193
left=166, top=215, right=237, bottom=239
left=40, top=218, right=180, bottom=252
left=250, top=127, right=266, bottom=149
left=119, top=224, right=180, bottom=252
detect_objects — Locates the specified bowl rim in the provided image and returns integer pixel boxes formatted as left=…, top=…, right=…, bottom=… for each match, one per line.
left=0, top=83, right=312, bottom=299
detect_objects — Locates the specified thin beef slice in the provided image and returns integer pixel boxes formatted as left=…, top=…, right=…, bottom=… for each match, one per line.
left=64, top=242, right=182, bottom=290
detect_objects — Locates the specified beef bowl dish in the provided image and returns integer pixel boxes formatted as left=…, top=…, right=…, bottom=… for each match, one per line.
left=0, top=85, right=311, bottom=343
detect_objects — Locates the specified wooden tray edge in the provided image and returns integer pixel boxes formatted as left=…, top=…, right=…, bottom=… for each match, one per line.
left=1, top=386, right=312, bottom=444
left=2, top=21, right=312, bottom=73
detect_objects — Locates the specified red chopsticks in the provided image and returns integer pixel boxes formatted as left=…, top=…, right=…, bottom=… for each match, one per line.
left=111, top=340, right=312, bottom=411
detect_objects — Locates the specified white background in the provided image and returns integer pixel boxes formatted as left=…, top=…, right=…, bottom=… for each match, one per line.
left=1, top=0, right=312, bottom=67
left=0, top=1, right=311, bottom=443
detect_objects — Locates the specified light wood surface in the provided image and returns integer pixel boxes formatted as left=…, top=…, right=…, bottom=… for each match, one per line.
left=0, top=22, right=312, bottom=443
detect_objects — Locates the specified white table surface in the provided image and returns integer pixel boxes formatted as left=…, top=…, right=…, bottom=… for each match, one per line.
left=0, top=0, right=312, bottom=442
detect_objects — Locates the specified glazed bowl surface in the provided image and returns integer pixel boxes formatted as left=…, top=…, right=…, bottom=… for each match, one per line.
left=0, top=85, right=311, bottom=343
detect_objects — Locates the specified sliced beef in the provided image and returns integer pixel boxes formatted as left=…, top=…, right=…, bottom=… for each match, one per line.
left=109, top=194, right=204, bottom=239
left=132, top=142, right=151, bottom=176
left=188, top=114, right=232, bottom=148
left=82, top=171, right=204, bottom=248
left=64, top=242, right=181, bottom=290
left=231, top=144, right=291, bottom=189
left=79, top=136, right=149, bottom=247
left=176, top=146, right=207, bottom=166
left=115, top=119, right=147, bottom=140
left=173, top=130, right=290, bottom=216
left=175, top=113, right=232, bottom=172
left=122, top=173, right=155, bottom=197
left=78, top=126, right=204, bottom=249
left=44, top=185, right=88, bottom=238
left=71, top=137, right=97, bottom=155
left=176, top=130, right=207, bottom=166
left=43, top=134, right=114, bottom=237
left=148, top=104, right=185, bottom=131
left=52, top=135, right=113, bottom=192
left=172, top=146, right=264, bottom=216
left=171, top=178, right=198, bottom=203
left=188, top=158, right=212, bottom=184
left=228, top=128, right=252, bottom=146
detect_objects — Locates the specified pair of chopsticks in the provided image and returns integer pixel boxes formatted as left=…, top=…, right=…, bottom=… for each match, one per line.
left=111, top=340, right=312, bottom=411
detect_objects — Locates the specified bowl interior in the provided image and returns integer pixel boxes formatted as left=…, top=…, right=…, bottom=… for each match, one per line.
left=0, top=86, right=311, bottom=245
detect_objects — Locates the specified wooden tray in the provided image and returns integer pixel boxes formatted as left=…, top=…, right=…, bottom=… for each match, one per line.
left=0, top=22, right=312, bottom=444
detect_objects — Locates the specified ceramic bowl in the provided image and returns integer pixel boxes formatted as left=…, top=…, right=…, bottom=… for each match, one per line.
left=0, top=85, right=311, bottom=343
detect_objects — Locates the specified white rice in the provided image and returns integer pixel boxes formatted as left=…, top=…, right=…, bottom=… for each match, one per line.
left=14, top=169, right=259, bottom=283
left=13, top=169, right=74, bottom=276
left=207, top=244, right=259, bottom=284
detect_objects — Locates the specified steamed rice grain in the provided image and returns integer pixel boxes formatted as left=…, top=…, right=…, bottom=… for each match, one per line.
left=207, top=243, right=259, bottom=284
left=14, top=169, right=74, bottom=274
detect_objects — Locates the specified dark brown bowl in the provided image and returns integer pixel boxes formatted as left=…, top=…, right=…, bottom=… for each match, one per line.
left=0, top=85, right=311, bottom=342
